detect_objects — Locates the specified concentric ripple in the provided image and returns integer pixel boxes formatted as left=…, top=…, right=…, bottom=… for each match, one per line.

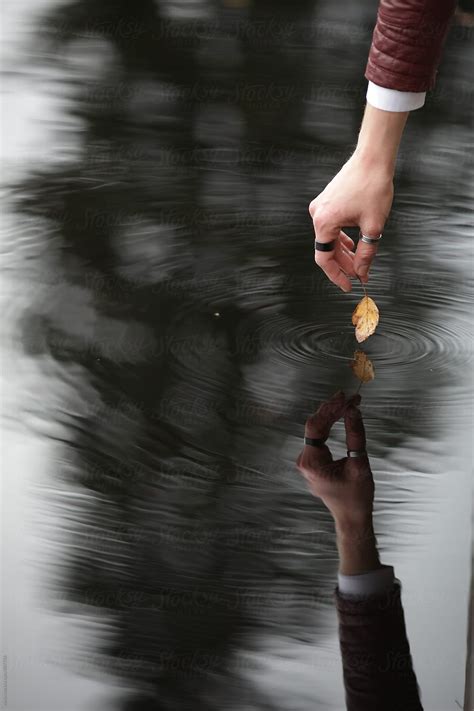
left=236, top=298, right=472, bottom=377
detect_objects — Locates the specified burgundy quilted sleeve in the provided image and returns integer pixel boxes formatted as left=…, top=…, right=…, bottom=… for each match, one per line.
left=365, top=0, right=457, bottom=92
left=335, top=583, right=424, bottom=711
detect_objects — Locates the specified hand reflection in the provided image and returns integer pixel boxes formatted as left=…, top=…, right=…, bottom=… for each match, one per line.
left=296, top=391, right=374, bottom=536
left=297, top=392, right=423, bottom=711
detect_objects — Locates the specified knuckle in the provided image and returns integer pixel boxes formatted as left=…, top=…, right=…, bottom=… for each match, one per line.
left=312, top=207, right=332, bottom=230
left=297, top=461, right=308, bottom=475
left=362, top=222, right=383, bottom=236
left=303, top=464, right=317, bottom=479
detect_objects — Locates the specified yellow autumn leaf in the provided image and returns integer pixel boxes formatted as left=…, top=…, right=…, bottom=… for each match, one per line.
left=350, top=350, right=375, bottom=383
left=352, top=295, right=379, bottom=343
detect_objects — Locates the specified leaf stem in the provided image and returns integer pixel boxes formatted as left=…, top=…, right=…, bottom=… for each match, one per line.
left=357, top=276, right=367, bottom=298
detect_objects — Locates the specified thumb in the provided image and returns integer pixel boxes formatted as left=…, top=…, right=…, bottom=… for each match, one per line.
left=354, top=222, right=384, bottom=283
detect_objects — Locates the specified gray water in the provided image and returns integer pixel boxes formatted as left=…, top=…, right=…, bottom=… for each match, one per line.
left=1, top=1, right=473, bottom=710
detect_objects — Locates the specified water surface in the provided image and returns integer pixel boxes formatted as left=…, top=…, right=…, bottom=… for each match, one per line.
left=2, top=1, right=473, bottom=710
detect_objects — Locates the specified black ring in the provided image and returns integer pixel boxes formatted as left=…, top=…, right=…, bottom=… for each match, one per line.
left=314, top=240, right=336, bottom=252
left=304, top=437, right=326, bottom=447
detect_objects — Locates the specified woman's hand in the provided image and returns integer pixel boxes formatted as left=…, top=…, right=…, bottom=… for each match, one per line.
left=296, top=391, right=380, bottom=574
left=296, top=391, right=373, bottom=526
left=309, top=153, right=394, bottom=290
left=309, top=104, right=409, bottom=291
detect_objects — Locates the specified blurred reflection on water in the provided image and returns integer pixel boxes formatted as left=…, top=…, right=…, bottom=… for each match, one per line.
left=2, top=0, right=473, bottom=710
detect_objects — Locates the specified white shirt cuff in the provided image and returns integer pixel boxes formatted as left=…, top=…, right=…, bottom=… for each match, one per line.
left=338, top=565, right=395, bottom=598
left=367, top=81, right=426, bottom=112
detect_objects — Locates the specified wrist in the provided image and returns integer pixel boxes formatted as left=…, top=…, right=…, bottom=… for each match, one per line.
left=335, top=518, right=381, bottom=575
left=353, top=103, right=408, bottom=175
left=352, top=145, right=396, bottom=178
left=335, top=513, right=374, bottom=537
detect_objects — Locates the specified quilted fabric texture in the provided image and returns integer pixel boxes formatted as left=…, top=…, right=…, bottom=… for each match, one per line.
left=365, top=0, right=457, bottom=92
left=335, top=583, right=424, bottom=711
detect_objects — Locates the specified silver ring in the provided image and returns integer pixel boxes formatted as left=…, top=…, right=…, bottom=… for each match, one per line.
left=360, top=232, right=382, bottom=245
left=347, top=449, right=367, bottom=458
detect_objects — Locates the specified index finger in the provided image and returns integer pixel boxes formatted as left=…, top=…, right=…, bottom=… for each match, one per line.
left=312, top=211, right=353, bottom=292
left=305, top=391, right=347, bottom=441
left=314, top=251, right=353, bottom=292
